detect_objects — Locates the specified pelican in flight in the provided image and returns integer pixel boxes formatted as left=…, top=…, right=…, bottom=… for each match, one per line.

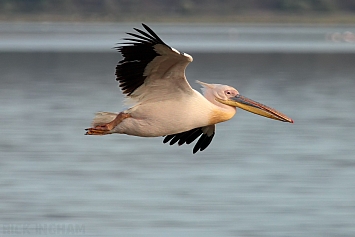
left=85, top=23, right=293, bottom=153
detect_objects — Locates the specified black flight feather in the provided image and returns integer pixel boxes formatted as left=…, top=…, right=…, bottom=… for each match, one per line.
left=163, top=127, right=215, bottom=154
left=115, top=23, right=169, bottom=96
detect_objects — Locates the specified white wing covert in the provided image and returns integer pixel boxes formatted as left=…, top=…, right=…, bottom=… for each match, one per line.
left=115, top=23, right=193, bottom=102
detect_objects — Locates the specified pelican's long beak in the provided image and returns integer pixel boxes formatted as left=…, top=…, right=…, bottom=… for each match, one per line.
left=216, top=95, right=293, bottom=123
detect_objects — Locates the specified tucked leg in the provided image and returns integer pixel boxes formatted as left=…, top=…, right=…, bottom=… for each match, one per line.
left=85, top=112, right=131, bottom=135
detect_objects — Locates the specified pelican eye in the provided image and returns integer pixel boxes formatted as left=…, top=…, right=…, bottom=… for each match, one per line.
left=225, top=90, right=235, bottom=96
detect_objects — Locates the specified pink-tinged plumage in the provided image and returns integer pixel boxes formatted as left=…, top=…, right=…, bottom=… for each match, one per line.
left=85, top=23, right=293, bottom=154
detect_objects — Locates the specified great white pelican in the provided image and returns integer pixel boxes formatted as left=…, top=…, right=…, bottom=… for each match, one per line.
left=85, top=23, right=293, bottom=153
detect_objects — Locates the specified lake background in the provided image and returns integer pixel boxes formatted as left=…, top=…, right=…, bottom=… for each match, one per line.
left=1, top=23, right=355, bottom=236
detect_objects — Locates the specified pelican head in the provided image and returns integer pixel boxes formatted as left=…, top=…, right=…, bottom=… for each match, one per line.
left=197, top=80, right=293, bottom=123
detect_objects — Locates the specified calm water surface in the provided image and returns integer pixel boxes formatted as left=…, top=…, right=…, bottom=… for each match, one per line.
left=0, top=24, right=355, bottom=237
left=1, top=22, right=355, bottom=52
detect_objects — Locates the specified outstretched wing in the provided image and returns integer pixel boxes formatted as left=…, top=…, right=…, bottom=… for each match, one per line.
left=115, top=23, right=193, bottom=102
left=163, top=125, right=215, bottom=154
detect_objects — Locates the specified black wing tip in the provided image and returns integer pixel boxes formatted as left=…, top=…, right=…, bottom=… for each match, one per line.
left=162, top=128, right=215, bottom=154
left=163, top=135, right=174, bottom=144
left=115, top=23, right=167, bottom=96
left=193, top=133, right=215, bottom=154
left=116, top=23, right=167, bottom=47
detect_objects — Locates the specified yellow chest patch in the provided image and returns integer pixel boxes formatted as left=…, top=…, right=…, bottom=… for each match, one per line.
left=208, top=108, right=235, bottom=125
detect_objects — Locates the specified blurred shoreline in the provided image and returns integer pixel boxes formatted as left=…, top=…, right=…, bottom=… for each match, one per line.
left=2, top=12, right=355, bottom=24
left=2, top=0, right=355, bottom=24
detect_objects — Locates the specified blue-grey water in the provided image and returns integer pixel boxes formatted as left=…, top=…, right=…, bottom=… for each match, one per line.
left=1, top=23, right=355, bottom=237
